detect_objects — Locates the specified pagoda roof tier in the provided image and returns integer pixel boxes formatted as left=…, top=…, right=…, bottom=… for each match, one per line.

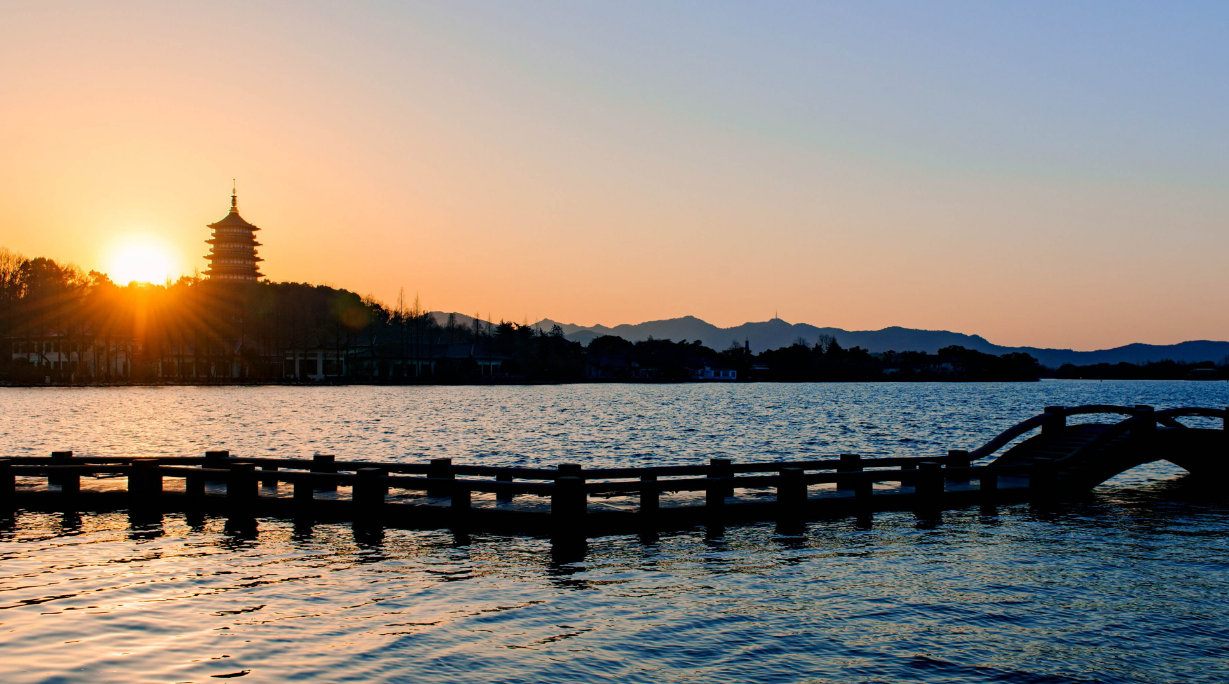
left=203, top=264, right=264, bottom=273
left=208, top=210, right=261, bottom=231
left=206, top=237, right=262, bottom=246
left=202, top=250, right=263, bottom=259
left=202, top=267, right=263, bottom=276
left=203, top=253, right=264, bottom=262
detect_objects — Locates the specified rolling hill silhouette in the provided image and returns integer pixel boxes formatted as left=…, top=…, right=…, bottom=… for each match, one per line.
left=522, top=315, right=1229, bottom=368
left=427, top=312, right=1228, bottom=368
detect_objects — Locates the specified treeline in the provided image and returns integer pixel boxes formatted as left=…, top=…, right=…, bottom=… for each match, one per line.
left=7, top=248, right=1218, bottom=385
left=0, top=249, right=1043, bottom=384
left=2, top=250, right=583, bottom=383
left=1053, top=361, right=1228, bottom=381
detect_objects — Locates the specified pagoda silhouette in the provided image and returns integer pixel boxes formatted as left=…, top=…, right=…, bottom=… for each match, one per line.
left=203, top=182, right=263, bottom=281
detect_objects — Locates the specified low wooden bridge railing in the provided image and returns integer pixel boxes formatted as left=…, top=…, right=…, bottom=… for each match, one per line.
left=968, top=404, right=1228, bottom=461
left=1, top=450, right=1039, bottom=535
left=6, top=405, right=1223, bottom=536
left=1060, top=406, right=1229, bottom=468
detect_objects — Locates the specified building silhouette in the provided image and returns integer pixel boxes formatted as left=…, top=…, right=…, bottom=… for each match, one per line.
left=203, top=183, right=263, bottom=281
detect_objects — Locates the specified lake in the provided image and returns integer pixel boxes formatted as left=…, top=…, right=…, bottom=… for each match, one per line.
left=1, top=381, right=1227, bottom=682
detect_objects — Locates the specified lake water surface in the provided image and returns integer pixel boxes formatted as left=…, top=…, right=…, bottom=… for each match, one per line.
left=1, top=381, right=1227, bottom=682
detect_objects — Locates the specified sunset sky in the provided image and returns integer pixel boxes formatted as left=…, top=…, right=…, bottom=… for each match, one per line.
left=2, top=1, right=1226, bottom=350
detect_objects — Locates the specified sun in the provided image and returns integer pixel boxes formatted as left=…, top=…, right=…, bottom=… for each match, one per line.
left=105, top=237, right=180, bottom=285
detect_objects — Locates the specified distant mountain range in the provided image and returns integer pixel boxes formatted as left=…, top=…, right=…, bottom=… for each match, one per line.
left=428, top=311, right=1228, bottom=368
left=519, top=315, right=1229, bottom=368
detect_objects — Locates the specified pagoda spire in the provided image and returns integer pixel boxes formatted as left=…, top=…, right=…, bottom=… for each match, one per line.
left=230, top=178, right=238, bottom=213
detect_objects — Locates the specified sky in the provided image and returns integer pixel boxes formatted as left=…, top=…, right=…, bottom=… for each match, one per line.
left=2, top=1, right=1226, bottom=350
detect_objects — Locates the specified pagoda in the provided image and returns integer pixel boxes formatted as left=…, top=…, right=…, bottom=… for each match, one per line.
left=203, top=183, right=263, bottom=281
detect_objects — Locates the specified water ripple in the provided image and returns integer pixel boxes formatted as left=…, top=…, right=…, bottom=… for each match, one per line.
left=1, top=382, right=1228, bottom=681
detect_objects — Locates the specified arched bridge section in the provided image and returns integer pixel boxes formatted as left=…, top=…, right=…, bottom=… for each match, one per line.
left=970, top=405, right=1228, bottom=493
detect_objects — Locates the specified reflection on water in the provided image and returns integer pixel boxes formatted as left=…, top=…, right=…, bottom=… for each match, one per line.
left=2, top=493, right=1228, bottom=683
left=1, top=381, right=1227, bottom=681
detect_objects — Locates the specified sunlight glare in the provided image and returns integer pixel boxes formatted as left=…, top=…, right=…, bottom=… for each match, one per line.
left=106, top=237, right=179, bottom=285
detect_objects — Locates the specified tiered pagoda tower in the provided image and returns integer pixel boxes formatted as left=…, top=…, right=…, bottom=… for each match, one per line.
left=204, top=183, right=263, bottom=281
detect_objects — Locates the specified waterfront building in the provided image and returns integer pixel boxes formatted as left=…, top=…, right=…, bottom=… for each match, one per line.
left=203, top=184, right=263, bottom=282
left=7, top=334, right=132, bottom=383
left=692, top=365, right=737, bottom=381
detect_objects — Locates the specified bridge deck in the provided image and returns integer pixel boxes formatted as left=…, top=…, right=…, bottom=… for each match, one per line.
left=1, top=404, right=1223, bottom=536
left=990, top=418, right=1224, bottom=492
left=8, top=472, right=1032, bottom=513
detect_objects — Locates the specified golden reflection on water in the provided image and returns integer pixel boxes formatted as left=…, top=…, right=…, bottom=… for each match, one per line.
left=1, top=501, right=1228, bottom=682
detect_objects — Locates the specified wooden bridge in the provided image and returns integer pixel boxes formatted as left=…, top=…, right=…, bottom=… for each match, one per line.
left=976, top=405, right=1227, bottom=493
left=1, top=405, right=1224, bottom=537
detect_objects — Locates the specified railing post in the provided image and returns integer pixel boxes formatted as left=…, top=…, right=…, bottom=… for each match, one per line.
left=552, top=464, right=586, bottom=533
left=777, top=467, right=806, bottom=519
left=709, top=458, right=734, bottom=498
left=354, top=467, right=387, bottom=518
left=946, top=449, right=971, bottom=486
left=129, top=458, right=161, bottom=504
left=980, top=469, right=999, bottom=499
left=228, top=462, right=258, bottom=514
left=1132, top=405, right=1156, bottom=440
left=1042, top=406, right=1066, bottom=435
left=898, top=462, right=916, bottom=493
left=451, top=481, right=471, bottom=516
left=312, top=454, right=337, bottom=492
left=495, top=474, right=513, bottom=503
left=49, top=450, right=72, bottom=487
left=204, top=449, right=229, bottom=468
left=639, top=474, right=659, bottom=517
left=837, top=454, right=861, bottom=493
left=427, top=458, right=453, bottom=498
left=0, top=459, right=13, bottom=511
left=854, top=472, right=873, bottom=507
left=1222, top=408, right=1228, bottom=465
left=186, top=471, right=206, bottom=507
left=915, top=461, right=944, bottom=507
left=204, top=450, right=230, bottom=466
left=58, top=466, right=81, bottom=500
left=204, top=450, right=229, bottom=483
left=293, top=475, right=314, bottom=514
